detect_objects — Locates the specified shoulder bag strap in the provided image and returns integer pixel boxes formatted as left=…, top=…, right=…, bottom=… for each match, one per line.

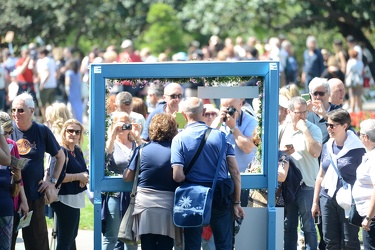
left=184, top=128, right=212, bottom=175
left=327, top=151, right=348, bottom=189
left=131, top=143, right=145, bottom=195
left=211, top=133, right=226, bottom=192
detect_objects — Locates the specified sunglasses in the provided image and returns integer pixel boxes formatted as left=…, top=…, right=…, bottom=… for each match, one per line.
left=11, top=108, right=25, bottom=114
left=167, top=94, right=183, bottom=99
left=234, top=217, right=243, bottom=235
left=204, top=112, right=217, bottom=118
left=122, top=101, right=132, bottom=106
left=4, top=129, right=14, bottom=135
left=66, top=129, right=81, bottom=135
left=312, top=91, right=326, bottom=97
left=325, top=123, right=340, bottom=129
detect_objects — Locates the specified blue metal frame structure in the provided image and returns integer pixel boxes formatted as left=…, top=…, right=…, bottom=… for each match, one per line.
left=89, top=61, right=279, bottom=250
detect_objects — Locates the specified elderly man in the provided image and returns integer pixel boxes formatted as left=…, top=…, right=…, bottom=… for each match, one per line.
left=306, top=77, right=341, bottom=144
left=141, top=83, right=183, bottom=141
left=146, top=81, right=165, bottom=113
left=171, top=97, right=244, bottom=250
left=11, top=92, right=65, bottom=250
left=211, top=98, right=257, bottom=207
left=115, top=91, right=145, bottom=133
left=328, top=78, right=346, bottom=106
left=280, top=96, right=322, bottom=250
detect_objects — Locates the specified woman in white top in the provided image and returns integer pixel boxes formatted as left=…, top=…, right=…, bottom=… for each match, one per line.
left=352, top=119, right=375, bottom=249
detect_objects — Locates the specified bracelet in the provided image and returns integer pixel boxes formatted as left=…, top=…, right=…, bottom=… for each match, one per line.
left=14, top=179, right=21, bottom=184
left=233, top=201, right=241, bottom=205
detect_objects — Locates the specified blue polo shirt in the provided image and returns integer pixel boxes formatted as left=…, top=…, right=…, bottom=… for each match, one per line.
left=141, top=101, right=166, bottom=141
left=221, top=110, right=257, bottom=172
left=171, top=121, right=234, bottom=183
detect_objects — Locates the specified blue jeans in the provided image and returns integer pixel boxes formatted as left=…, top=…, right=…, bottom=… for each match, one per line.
left=0, top=89, right=5, bottom=110
left=102, top=196, right=136, bottom=250
left=184, top=205, right=233, bottom=250
left=363, top=219, right=375, bottom=250
left=320, top=195, right=360, bottom=250
left=284, top=184, right=317, bottom=250
left=51, top=201, right=80, bottom=250
left=201, top=235, right=215, bottom=250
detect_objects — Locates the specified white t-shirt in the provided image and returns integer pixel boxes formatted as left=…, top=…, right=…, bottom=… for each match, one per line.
left=352, top=150, right=375, bottom=217
left=36, top=57, right=57, bottom=89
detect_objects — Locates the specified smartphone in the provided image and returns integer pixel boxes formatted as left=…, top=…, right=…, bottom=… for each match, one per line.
left=314, top=214, right=320, bottom=224
left=175, top=112, right=186, bottom=129
left=285, top=144, right=293, bottom=150
left=301, top=93, right=311, bottom=101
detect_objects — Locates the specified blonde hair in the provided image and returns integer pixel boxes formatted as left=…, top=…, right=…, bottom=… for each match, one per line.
left=61, top=119, right=84, bottom=147
left=45, top=103, right=72, bottom=141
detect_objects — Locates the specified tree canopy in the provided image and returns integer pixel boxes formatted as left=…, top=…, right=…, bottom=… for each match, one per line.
left=0, top=0, right=374, bottom=56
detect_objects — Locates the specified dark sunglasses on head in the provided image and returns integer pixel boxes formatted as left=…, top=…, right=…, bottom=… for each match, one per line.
left=66, top=129, right=81, bottom=135
left=168, top=94, right=183, bottom=99
left=312, top=91, right=326, bottom=97
left=11, top=108, right=25, bottom=114
left=122, top=101, right=132, bottom=106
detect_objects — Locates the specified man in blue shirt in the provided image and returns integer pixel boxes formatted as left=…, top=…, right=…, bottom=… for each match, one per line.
left=211, top=98, right=257, bottom=207
left=171, top=97, right=244, bottom=250
left=141, top=83, right=183, bottom=141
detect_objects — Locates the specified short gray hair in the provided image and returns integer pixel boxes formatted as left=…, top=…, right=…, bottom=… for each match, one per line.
left=288, top=96, right=307, bottom=111
left=148, top=81, right=164, bottom=98
left=115, top=91, right=132, bottom=106
left=360, top=119, right=375, bottom=143
left=13, top=92, right=35, bottom=108
left=309, top=77, right=330, bottom=96
left=181, top=98, right=204, bottom=114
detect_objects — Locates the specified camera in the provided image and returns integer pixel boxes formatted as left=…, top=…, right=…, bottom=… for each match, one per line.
left=29, top=49, right=38, bottom=60
left=223, top=106, right=236, bottom=122
left=122, top=124, right=132, bottom=130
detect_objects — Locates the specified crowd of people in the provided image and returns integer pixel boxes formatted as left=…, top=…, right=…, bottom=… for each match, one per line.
left=0, top=33, right=375, bottom=250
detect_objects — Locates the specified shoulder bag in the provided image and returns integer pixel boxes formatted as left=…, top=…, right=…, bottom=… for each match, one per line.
left=118, top=144, right=144, bottom=244
left=173, top=129, right=226, bottom=227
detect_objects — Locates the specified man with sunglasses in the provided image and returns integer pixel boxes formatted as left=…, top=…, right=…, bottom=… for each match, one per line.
left=307, top=77, right=341, bottom=145
left=141, top=83, right=183, bottom=141
left=10, top=92, right=66, bottom=250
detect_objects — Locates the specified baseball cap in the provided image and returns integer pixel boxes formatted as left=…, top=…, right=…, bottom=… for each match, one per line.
left=121, top=39, right=133, bottom=49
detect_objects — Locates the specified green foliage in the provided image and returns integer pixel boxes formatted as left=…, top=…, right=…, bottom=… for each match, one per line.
left=139, top=3, right=188, bottom=55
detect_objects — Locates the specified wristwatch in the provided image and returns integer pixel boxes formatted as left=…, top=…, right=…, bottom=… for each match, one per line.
left=51, top=178, right=57, bottom=184
left=366, top=216, right=372, bottom=221
left=230, top=126, right=238, bottom=133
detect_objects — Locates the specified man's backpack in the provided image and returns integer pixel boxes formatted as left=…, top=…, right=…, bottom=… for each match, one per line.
left=281, top=158, right=303, bottom=205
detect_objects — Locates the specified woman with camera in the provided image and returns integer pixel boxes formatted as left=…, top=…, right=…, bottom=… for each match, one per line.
left=352, top=119, right=375, bottom=249
left=102, top=111, right=141, bottom=250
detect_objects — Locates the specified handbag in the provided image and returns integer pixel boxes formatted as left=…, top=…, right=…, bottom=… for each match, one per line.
left=45, top=149, right=69, bottom=205
left=118, top=144, right=144, bottom=244
left=348, top=201, right=363, bottom=227
left=173, top=129, right=226, bottom=227
left=326, top=153, right=352, bottom=212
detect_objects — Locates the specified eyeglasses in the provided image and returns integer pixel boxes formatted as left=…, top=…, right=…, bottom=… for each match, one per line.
left=292, top=110, right=308, bottom=115
left=167, top=94, right=183, bottom=99
left=204, top=112, right=217, bottom=118
left=11, top=108, right=25, bottom=114
left=4, top=129, right=14, bottom=135
left=122, top=101, right=131, bottom=106
left=66, top=129, right=81, bottom=135
left=312, top=91, right=326, bottom=97
left=325, top=123, right=340, bottom=129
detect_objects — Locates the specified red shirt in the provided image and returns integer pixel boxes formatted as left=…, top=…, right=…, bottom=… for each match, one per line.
left=16, top=58, right=34, bottom=83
